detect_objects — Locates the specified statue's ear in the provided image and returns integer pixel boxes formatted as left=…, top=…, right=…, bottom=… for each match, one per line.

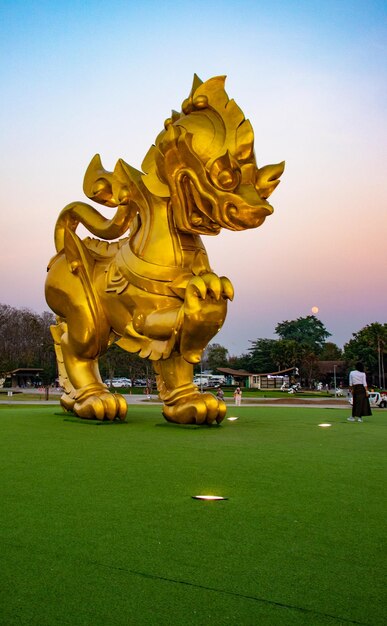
left=83, top=154, right=116, bottom=207
left=182, top=74, right=204, bottom=114
left=256, top=162, right=285, bottom=199
left=191, top=74, right=203, bottom=94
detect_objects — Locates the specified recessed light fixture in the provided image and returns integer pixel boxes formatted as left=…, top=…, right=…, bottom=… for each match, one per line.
left=192, top=495, right=228, bottom=501
left=318, top=423, right=332, bottom=428
left=227, top=417, right=239, bottom=421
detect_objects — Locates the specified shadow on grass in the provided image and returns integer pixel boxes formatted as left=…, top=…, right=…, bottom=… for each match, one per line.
left=63, top=417, right=129, bottom=426
left=154, top=422, right=222, bottom=430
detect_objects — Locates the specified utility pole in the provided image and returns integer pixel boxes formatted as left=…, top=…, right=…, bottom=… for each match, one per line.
left=379, top=338, right=385, bottom=389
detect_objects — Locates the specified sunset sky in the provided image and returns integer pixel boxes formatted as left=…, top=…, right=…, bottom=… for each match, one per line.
left=1, top=0, right=386, bottom=356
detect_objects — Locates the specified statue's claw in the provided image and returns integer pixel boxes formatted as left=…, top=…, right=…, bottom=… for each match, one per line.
left=162, top=392, right=226, bottom=425
left=185, top=276, right=207, bottom=312
left=220, top=276, right=234, bottom=301
left=185, top=272, right=233, bottom=315
left=73, top=391, right=127, bottom=421
left=186, top=272, right=229, bottom=313
left=205, top=273, right=222, bottom=300
left=181, top=272, right=233, bottom=364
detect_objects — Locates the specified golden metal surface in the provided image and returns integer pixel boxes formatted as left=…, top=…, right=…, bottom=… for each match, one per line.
left=45, top=75, right=284, bottom=423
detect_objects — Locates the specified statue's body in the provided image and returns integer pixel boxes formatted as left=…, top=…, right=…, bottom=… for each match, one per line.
left=45, top=75, right=284, bottom=423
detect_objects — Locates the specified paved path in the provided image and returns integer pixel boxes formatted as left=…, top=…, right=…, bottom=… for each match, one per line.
left=0, top=393, right=350, bottom=409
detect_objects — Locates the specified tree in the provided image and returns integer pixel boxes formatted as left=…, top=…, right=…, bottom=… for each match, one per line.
left=206, top=343, right=229, bottom=373
left=319, top=342, right=343, bottom=361
left=99, top=344, right=149, bottom=383
left=274, top=316, right=334, bottom=387
left=344, top=323, right=387, bottom=387
left=247, top=339, right=278, bottom=373
left=0, top=304, right=56, bottom=379
left=300, top=348, right=320, bottom=388
left=270, top=339, right=300, bottom=371
left=275, top=315, right=331, bottom=353
left=228, top=353, right=252, bottom=371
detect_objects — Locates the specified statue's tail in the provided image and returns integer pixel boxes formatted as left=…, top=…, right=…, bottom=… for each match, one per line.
left=54, top=155, right=145, bottom=253
left=54, top=201, right=134, bottom=253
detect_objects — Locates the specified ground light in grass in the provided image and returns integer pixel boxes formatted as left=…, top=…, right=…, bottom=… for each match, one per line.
left=318, top=423, right=332, bottom=428
left=192, top=495, right=228, bottom=501
left=227, top=416, right=239, bottom=421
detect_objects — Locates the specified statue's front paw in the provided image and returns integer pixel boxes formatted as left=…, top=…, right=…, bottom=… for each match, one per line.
left=185, top=273, right=234, bottom=316
left=162, top=392, right=226, bottom=425
left=72, top=391, right=127, bottom=421
left=181, top=273, right=234, bottom=363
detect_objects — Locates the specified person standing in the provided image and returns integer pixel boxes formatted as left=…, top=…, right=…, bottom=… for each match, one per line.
left=348, top=361, right=372, bottom=422
left=234, top=387, right=242, bottom=406
left=216, top=387, right=224, bottom=401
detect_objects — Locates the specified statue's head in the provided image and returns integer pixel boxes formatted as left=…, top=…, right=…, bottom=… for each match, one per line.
left=142, top=75, right=284, bottom=234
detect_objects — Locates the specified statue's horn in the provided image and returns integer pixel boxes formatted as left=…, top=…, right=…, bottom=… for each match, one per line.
left=256, top=161, right=285, bottom=199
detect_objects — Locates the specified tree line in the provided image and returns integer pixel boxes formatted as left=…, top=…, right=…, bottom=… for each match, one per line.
left=203, top=316, right=387, bottom=388
left=0, top=304, right=385, bottom=388
left=0, top=304, right=150, bottom=385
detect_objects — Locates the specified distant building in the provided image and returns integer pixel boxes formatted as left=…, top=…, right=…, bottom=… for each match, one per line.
left=216, top=368, right=251, bottom=387
left=217, top=366, right=298, bottom=389
left=315, top=361, right=346, bottom=386
left=4, top=368, right=43, bottom=388
left=218, top=362, right=347, bottom=389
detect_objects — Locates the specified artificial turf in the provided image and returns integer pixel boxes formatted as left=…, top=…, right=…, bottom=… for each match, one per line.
left=0, top=404, right=385, bottom=625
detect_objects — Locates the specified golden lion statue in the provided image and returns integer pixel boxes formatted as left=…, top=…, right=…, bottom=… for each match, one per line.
left=45, top=75, right=284, bottom=424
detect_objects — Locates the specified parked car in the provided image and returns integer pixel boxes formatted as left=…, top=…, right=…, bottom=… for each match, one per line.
left=369, top=392, right=387, bottom=408
left=349, top=391, right=387, bottom=408
left=193, top=377, right=210, bottom=387
left=104, top=378, right=132, bottom=388
left=207, top=375, right=226, bottom=386
left=133, top=379, right=147, bottom=387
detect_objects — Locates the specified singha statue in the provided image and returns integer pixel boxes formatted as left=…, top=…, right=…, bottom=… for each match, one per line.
left=45, top=75, right=284, bottom=424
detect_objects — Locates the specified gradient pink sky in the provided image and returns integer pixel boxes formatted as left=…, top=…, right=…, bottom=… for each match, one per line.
left=1, top=0, right=386, bottom=355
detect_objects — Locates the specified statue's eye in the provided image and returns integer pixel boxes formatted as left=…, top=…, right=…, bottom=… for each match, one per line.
left=217, top=168, right=240, bottom=190
left=209, top=154, right=241, bottom=191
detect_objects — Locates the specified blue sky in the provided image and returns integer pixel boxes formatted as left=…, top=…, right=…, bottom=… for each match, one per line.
left=1, top=0, right=386, bottom=355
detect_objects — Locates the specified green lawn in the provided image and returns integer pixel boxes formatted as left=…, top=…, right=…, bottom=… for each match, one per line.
left=0, top=405, right=385, bottom=625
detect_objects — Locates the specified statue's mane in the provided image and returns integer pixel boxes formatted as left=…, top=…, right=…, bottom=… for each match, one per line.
left=141, top=75, right=255, bottom=197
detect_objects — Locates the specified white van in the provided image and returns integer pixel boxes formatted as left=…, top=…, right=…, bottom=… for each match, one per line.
left=208, top=375, right=226, bottom=386
left=193, top=376, right=211, bottom=387
left=104, top=378, right=132, bottom=388
left=349, top=391, right=387, bottom=408
left=193, top=375, right=225, bottom=387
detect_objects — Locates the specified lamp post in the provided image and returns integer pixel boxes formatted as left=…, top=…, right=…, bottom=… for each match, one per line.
left=333, top=364, right=337, bottom=397
left=377, top=338, right=382, bottom=388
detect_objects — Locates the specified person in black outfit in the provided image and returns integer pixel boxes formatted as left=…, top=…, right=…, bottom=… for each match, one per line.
left=348, top=361, right=372, bottom=422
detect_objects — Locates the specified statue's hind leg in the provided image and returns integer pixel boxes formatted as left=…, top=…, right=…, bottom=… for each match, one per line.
left=154, top=355, right=226, bottom=425
left=60, top=325, right=126, bottom=421
left=51, top=314, right=126, bottom=421
left=46, top=257, right=127, bottom=421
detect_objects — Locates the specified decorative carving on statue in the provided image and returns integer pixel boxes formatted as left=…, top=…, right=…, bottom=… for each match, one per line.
left=45, top=75, right=284, bottom=423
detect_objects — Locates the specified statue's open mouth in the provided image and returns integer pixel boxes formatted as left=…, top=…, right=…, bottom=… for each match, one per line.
left=179, top=174, right=273, bottom=233
left=179, top=176, right=221, bottom=234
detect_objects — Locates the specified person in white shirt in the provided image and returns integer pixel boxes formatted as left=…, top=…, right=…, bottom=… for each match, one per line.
left=348, top=361, right=372, bottom=422
left=234, top=387, right=242, bottom=406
